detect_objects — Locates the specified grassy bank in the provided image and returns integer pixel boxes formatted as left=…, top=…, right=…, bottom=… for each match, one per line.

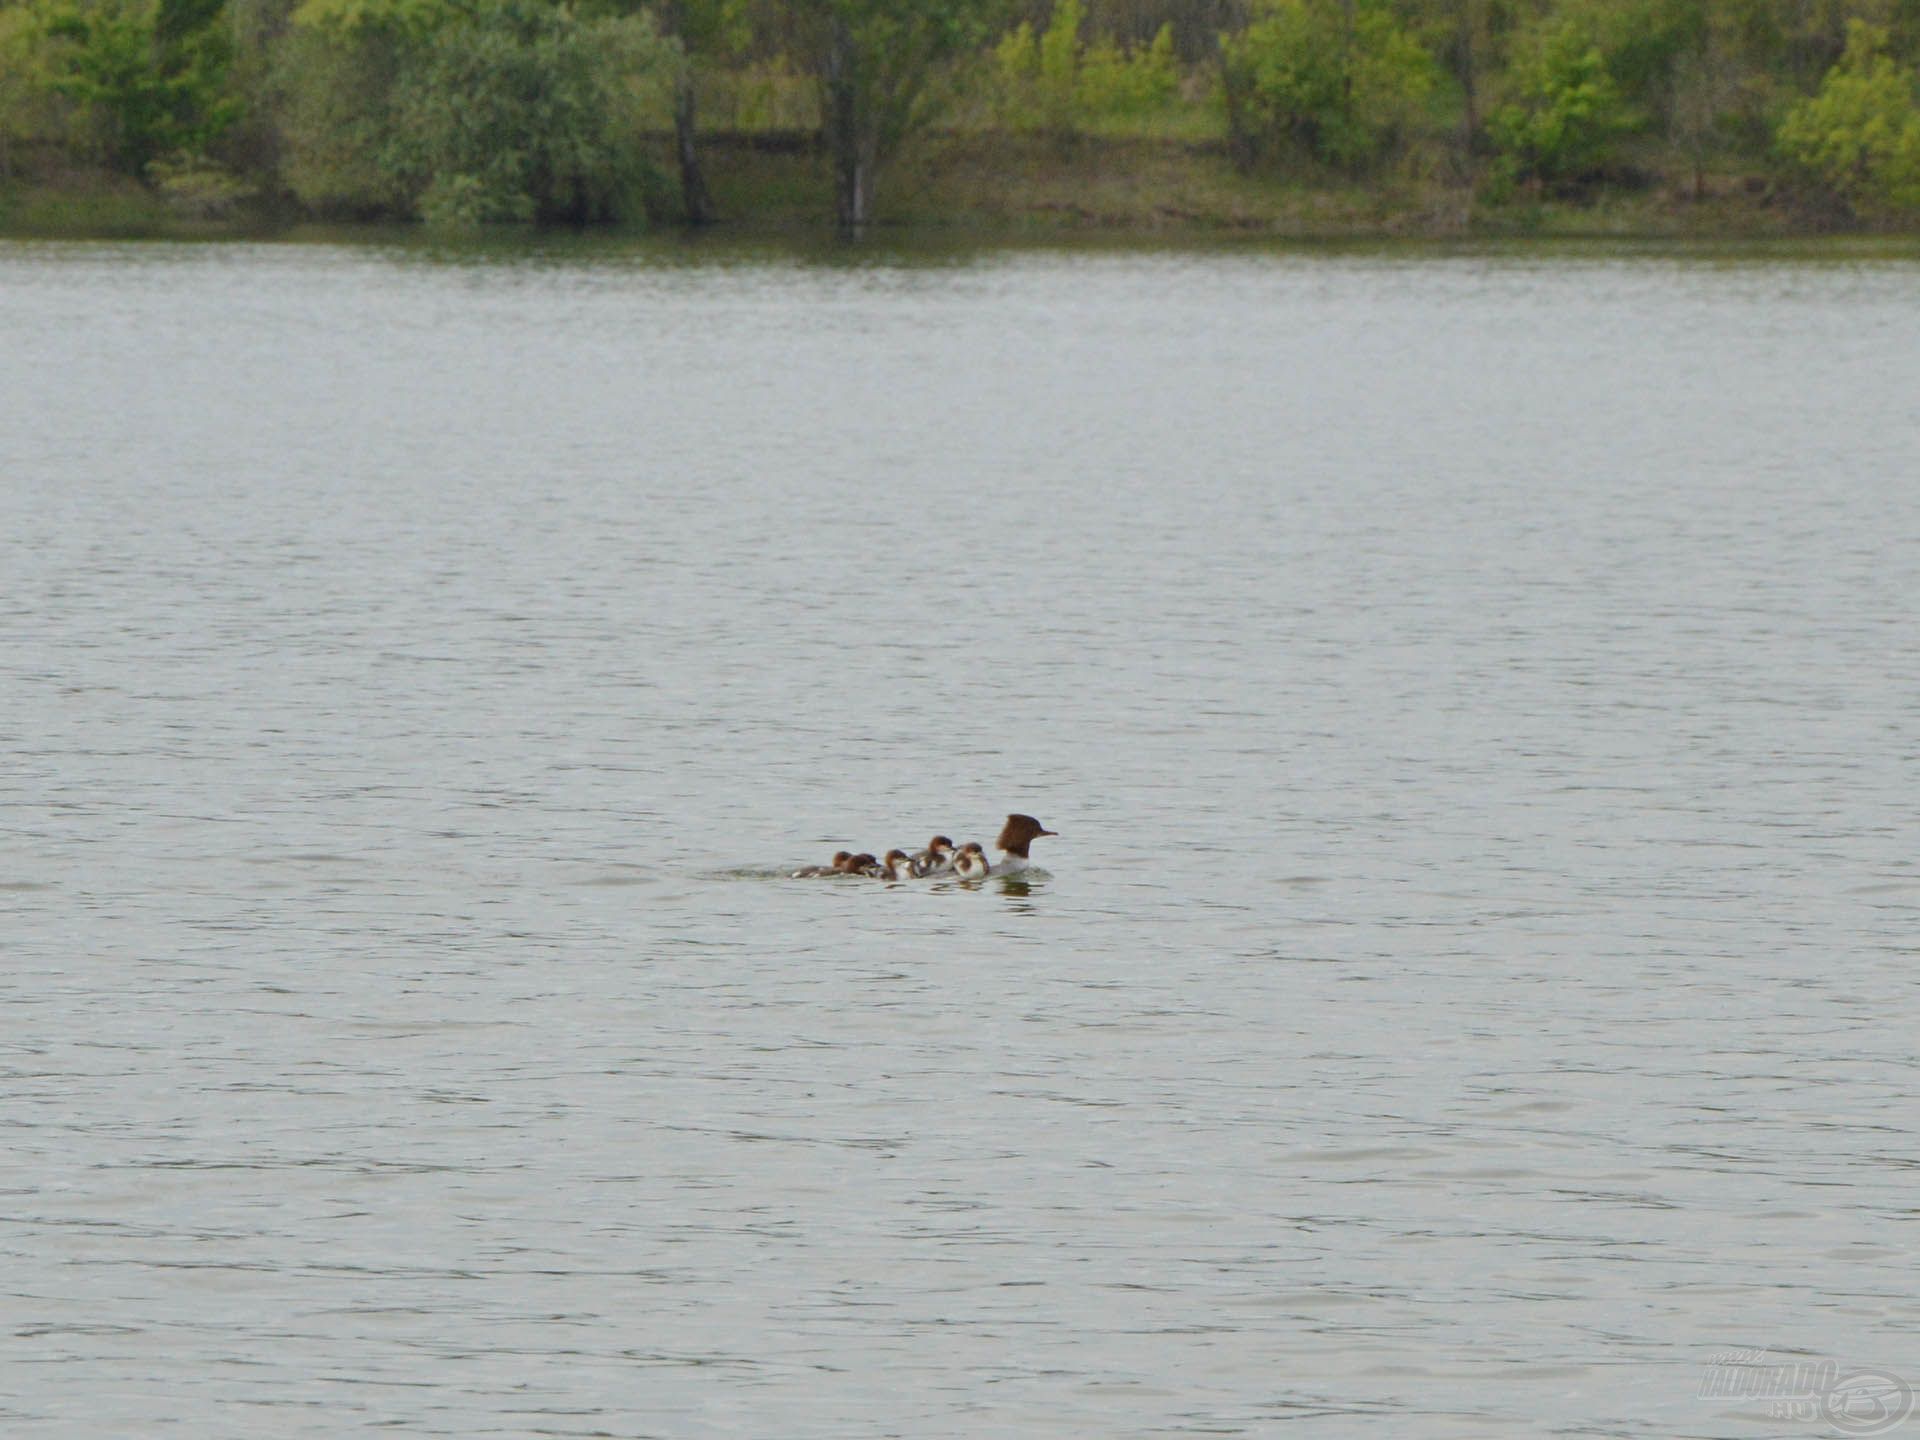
left=0, top=132, right=1888, bottom=242
left=0, top=167, right=281, bottom=240
left=688, top=131, right=1841, bottom=239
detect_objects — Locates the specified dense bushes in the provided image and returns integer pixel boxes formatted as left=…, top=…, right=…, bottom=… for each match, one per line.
left=1219, top=0, right=1436, bottom=173
left=991, top=0, right=1180, bottom=137
left=273, top=18, right=410, bottom=214
left=1777, top=21, right=1920, bottom=215
left=393, top=2, right=670, bottom=223
left=1487, top=19, right=1635, bottom=187
left=277, top=0, right=672, bottom=221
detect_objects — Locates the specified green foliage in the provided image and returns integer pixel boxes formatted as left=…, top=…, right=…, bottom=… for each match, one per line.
left=810, top=0, right=1008, bottom=152
left=273, top=20, right=411, bottom=213
left=1078, top=23, right=1178, bottom=118
left=1524, top=0, right=1760, bottom=164
left=1556, top=0, right=1701, bottom=103
left=389, top=0, right=672, bottom=224
left=15, top=0, right=1920, bottom=232
left=991, top=0, right=1178, bottom=135
left=147, top=149, right=253, bottom=212
left=290, top=0, right=459, bottom=41
left=990, top=20, right=1039, bottom=119
left=1777, top=20, right=1920, bottom=214
left=802, top=0, right=1008, bottom=225
left=1035, top=0, right=1080, bottom=131
left=1487, top=18, right=1636, bottom=185
left=34, top=0, right=237, bottom=173
left=710, top=56, right=816, bottom=129
left=643, top=0, right=749, bottom=56
left=279, top=0, right=672, bottom=223
left=1219, top=0, right=1437, bottom=173
left=1, top=4, right=62, bottom=172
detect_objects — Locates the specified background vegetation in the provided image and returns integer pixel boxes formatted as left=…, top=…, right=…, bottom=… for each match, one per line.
left=5, top=0, right=1920, bottom=231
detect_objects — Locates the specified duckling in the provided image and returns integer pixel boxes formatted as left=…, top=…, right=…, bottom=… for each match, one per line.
left=910, top=835, right=956, bottom=877
left=952, top=842, right=990, bottom=881
left=792, top=850, right=855, bottom=878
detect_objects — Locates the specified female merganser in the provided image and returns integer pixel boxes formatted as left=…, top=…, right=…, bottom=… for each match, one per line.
left=792, top=850, right=855, bottom=878
left=992, top=813, right=1057, bottom=875
left=952, top=842, right=990, bottom=881
left=848, top=852, right=884, bottom=878
left=910, top=836, right=956, bottom=877
left=880, top=849, right=916, bottom=881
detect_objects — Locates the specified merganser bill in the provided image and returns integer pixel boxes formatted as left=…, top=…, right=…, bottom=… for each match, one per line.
left=992, top=813, right=1057, bottom=875
left=910, top=835, right=956, bottom=877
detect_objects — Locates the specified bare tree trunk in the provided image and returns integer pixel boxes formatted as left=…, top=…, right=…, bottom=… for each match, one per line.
left=674, top=73, right=715, bottom=225
left=823, top=17, right=872, bottom=233
left=1456, top=0, right=1478, bottom=149
left=844, top=131, right=877, bottom=232
left=1221, top=61, right=1253, bottom=171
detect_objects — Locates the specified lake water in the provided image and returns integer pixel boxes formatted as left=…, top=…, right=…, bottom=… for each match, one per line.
left=2, top=234, right=1917, bottom=1438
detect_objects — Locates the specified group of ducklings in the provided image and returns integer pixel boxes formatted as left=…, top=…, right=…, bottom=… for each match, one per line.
left=791, top=836, right=986, bottom=881
left=790, top=814, right=1057, bottom=883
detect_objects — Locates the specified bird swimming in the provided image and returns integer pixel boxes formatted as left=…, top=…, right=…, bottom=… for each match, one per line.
left=910, top=835, right=956, bottom=877
left=789, top=816, right=1056, bottom=882
left=791, top=850, right=855, bottom=879
left=952, top=842, right=990, bottom=881
left=989, top=813, right=1057, bottom=875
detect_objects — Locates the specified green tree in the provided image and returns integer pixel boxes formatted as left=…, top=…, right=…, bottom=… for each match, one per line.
left=794, top=0, right=1008, bottom=230
left=36, top=0, right=238, bottom=173
left=391, top=0, right=671, bottom=223
left=1033, top=0, right=1083, bottom=133
left=1777, top=19, right=1920, bottom=214
left=1487, top=18, right=1635, bottom=187
left=1664, top=4, right=1749, bottom=198
left=274, top=0, right=451, bottom=214
left=1077, top=19, right=1175, bottom=117
left=1, top=3, right=60, bottom=176
left=991, top=0, right=1177, bottom=136
left=651, top=0, right=747, bottom=223
left=279, top=0, right=671, bottom=223
left=1219, top=0, right=1437, bottom=173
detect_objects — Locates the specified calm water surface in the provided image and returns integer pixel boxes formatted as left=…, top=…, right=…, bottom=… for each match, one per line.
left=2, top=236, right=1917, bottom=1438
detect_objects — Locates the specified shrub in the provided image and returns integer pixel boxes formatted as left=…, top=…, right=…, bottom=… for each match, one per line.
left=274, top=22, right=412, bottom=215
left=1487, top=19, right=1636, bottom=187
left=1776, top=21, right=1920, bottom=215
left=392, top=2, right=670, bottom=225
left=1, top=4, right=63, bottom=175
left=991, top=0, right=1182, bottom=137
left=1077, top=22, right=1177, bottom=120
left=1219, top=0, right=1436, bottom=173
left=280, top=0, right=672, bottom=224
left=143, top=152, right=252, bottom=214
